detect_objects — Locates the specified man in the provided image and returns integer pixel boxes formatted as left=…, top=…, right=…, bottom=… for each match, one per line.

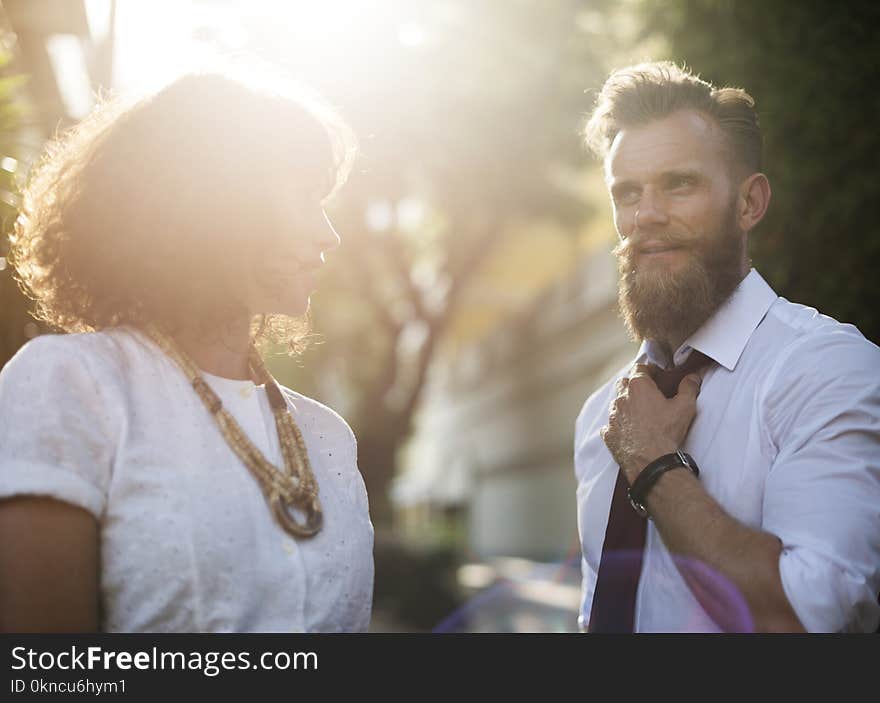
left=574, top=61, right=880, bottom=633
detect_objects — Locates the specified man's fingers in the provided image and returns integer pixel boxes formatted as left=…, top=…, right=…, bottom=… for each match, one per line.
left=629, top=363, right=662, bottom=396
left=676, top=373, right=702, bottom=401
left=630, top=363, right=653, bottom=379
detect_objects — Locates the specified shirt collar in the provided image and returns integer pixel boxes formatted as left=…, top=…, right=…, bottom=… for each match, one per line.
left=636, top=268, right=778, bottom=371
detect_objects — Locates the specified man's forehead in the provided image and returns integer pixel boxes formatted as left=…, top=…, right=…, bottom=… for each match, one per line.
left=605, top=109, right=728, bottom=181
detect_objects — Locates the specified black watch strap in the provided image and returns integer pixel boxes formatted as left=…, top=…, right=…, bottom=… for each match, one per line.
left=627, top=450, right=699, bottom=518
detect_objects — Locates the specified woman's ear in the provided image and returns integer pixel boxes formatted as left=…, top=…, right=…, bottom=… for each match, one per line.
left=737, top=172, right=771, bottom=233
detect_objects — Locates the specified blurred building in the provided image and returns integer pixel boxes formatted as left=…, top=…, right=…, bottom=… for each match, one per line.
left=396, top=247, right=635, bottom=561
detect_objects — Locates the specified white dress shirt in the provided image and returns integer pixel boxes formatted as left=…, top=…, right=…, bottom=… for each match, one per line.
left=0, top=327, right=374, bottom=632
left=574, top=269, right=880, bottom=632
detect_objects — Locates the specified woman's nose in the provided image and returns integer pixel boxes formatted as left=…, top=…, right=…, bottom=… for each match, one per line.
left=318, top=211, right=341, bottom=251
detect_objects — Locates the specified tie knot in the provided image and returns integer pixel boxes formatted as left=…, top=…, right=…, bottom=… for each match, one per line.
left=649, top=350, right=712, bottom=398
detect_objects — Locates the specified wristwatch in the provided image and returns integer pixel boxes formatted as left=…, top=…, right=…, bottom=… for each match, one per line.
left=627, top=450, right=700, bottom=518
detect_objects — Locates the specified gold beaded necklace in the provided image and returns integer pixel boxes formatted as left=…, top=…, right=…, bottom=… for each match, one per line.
left=143, top=323, right=322, bottom=539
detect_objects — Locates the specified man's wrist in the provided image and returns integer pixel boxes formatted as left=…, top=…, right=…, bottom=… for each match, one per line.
left=627, top=450, right=700, bottom=518
left=623, top=443, right=678, bottom=483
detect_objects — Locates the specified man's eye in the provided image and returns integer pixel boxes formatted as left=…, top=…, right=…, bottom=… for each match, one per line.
left=670, top=177, right=694, bottom=190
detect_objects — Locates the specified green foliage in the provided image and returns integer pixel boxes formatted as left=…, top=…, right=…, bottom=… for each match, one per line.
left=0, top=46, right=34, bottom=369
left=639, top=0, right=880, bottom=342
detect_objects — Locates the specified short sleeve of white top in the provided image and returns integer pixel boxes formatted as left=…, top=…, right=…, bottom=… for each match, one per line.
left=0, top=327, right=374, bottom=632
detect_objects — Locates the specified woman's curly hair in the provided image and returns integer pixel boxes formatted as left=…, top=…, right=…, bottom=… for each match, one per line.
left=10, top=67, right=356, bottom=353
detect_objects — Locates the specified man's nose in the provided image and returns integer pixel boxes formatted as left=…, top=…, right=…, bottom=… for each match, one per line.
left=633, top=188, right=669, bottom=231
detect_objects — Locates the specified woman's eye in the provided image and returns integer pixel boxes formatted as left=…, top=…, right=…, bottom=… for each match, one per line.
left=614, top=189, right=639, bottom=205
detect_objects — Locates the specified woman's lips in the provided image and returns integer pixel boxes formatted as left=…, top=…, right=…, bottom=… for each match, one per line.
left=295, top=260, right=324, bottom=273
left=268, top=260, right=323, bottom=275
left=263, top=260, right=323, bottom=288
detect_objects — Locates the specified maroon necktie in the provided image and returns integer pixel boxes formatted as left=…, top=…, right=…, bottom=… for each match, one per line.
left=588, top=350, right=711, bottom=633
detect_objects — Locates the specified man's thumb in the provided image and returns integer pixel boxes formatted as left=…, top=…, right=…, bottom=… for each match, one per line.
left=677, top=373, right=702, bottom=400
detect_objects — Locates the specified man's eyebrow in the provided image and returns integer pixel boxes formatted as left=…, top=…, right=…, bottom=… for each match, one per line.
left=659, top=168, right=706, bottom=182
left=609, top=168, right=706, bottom=190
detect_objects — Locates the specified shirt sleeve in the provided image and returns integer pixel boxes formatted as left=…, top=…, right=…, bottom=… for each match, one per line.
left=0, top=334, right=121, bottom=518
left=761, top=329, right=880, bottom=632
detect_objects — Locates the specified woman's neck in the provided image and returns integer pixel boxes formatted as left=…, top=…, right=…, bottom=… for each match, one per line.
left=172, top=319, right=254, bottom=381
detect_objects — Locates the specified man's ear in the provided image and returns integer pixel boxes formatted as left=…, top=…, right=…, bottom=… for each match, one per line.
left=737, top=172, right=771, bottom=233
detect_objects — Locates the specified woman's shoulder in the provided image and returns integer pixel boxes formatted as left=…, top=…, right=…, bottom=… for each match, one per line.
left=9, top=327, right=132, bottom=364
left=1, top=328, right=138, bottom=384
left=2, top=331, right=96, bottom=381
left=279, top=387, right=357, bottom=447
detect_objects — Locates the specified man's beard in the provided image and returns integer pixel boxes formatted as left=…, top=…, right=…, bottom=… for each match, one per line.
left=613, top=203, right=746, bottom=348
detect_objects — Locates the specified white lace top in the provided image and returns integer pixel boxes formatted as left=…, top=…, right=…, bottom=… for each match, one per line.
left=0, top=327, right=374, bottom=632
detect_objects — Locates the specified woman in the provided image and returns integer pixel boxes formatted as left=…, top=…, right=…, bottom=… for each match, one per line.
left=0, top=70, right=374, bottom=632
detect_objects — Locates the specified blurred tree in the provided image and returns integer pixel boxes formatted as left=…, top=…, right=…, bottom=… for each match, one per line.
left=235, top=0, right=628, bottom=523
left=637, top=0, right=880, bottom=344
left=0, top=43, right=31, bottom=370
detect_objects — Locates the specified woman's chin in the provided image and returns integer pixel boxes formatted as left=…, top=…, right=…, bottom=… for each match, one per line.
left=282, top=300, right=310, bottom=318
left=288, top=293, right=312, bottom=318
left=258, top=294, right=311, bottom=318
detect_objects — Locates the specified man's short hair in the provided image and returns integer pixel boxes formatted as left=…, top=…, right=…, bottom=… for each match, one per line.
left=584, top=61, right=762, bottom=176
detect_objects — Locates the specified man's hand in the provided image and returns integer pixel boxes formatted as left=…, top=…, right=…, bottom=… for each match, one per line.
left=600, top=364, right=702, bottom=483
